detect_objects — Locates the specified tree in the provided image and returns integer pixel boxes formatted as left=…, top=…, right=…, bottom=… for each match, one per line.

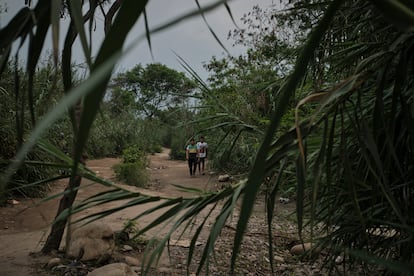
left=0, top=0, right=151, bottom=253
left=112, top=63, right=196, bottom=118
left=0, top=0, right=220, bottom=257
left=197, top=6, right=302, bottom=171
left=106, top=86, right=136, bottom=116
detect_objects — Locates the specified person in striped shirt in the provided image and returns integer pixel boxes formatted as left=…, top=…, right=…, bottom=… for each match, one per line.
left=186, top=138, right=198, bottom=177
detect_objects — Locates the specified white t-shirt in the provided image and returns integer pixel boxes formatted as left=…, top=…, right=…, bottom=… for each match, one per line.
left=197, top=141, right=208, bottom=158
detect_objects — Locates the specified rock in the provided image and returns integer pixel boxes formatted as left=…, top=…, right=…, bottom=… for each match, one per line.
left=114, top=254, right=140, bottom=267
left=47, top=257, right=62, bottom=268
left=122, top=245, right=134, bottom=252
left=87, top=263, right=136, bottom=276
left=335, top=255, right=344, bottom=264
left=169, top=239, right=202, bottom=248
left=130, top=266, right=140, bottom=273
left=124, top=256, right=140, bottom=267
left=7, top=199, right=19, bottom=205
left=290, top=243, right=320, bottom=255
left=278, top=197, right=290, bottom=204
left=218, top=174, right=230, bottom=182
left=274, top=255, right=285, bottom=263
left=157, top=267, right=170, bottom=273
left=67, top=222, right=115, bottom=261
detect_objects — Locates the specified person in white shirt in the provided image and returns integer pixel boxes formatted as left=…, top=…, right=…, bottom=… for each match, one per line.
left=196, top=136, right=208, bottom=175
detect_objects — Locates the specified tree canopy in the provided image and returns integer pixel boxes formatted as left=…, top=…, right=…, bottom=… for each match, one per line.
left=111, top=63, right=196, bottom=118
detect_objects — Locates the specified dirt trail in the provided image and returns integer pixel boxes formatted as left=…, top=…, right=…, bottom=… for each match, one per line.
left=0, top=149, right=222, bottom=275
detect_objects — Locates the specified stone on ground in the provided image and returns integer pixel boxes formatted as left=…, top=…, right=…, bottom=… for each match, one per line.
left=87, top=262, right=136, bottom=276
left=218, top=174, right=230, bottom=182
left=67, top=222, right=115, bottom=261
left=290, top=242, right=320, bottom=255
left=123, top=255, right=140, bottom=266
left=46, top=257, right=62, bottom=268
left=274, top=255, right=285, bottom=263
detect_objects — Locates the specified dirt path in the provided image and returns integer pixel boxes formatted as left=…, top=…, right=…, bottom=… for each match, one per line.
left=0, top=149, right=225, bottom=275
left=0, top=149, right=375, bottom=275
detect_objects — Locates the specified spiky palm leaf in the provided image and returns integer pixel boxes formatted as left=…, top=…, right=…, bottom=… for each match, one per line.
left=1, top=0, right=414, bottom=275
left=269, top=0, right=414, bottom=274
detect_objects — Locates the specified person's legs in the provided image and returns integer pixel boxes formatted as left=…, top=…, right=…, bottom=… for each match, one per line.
left=192, top=158, right=197, bottom=175
left=200, top=157, right=205, bottom=174
left=188, top=159, right=193, bottom=176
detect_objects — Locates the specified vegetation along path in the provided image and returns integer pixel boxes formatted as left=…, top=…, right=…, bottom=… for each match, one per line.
left=0, top=148, right=322, bottom=275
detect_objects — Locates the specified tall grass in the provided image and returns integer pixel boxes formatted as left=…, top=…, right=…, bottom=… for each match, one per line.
left=1, top=0, right=413, bottom=274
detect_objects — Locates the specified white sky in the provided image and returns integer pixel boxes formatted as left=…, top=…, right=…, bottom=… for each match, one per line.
left=0, top=0, right=275, bottom=80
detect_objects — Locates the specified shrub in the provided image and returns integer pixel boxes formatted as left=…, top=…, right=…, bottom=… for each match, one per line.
left=0, top=74, right=59, bottom=199
left=149, top=144, right=163, bottom=154
left=169, top=138, right=186, bottom=160
left=87, top=115, right=139, bottom=158
left=113, top=146, right=148, bottom=187
left=121, top=146, right=147, bottom=164
left=113, top=162, right=148, bottom=188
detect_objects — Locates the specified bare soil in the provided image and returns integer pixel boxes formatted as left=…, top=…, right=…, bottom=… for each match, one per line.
left=0, top=149, right=307, bottom=275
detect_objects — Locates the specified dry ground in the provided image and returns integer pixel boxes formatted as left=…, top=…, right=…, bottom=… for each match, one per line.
left=0, top=149, right=306, bottom=275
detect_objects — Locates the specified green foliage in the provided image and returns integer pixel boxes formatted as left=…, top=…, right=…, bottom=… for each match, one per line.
left=259, top=1, right=414, bottom=273
left=169, top=133, right=187, bottom=160
left=195, top=4, right=308, bottom=175
left=113, top=162, right=148, bottom=188
left=111, top=63, right=196, bottom=118
left=87, top=106, right=167, bottom=158
left=299, top=14, right=414, bottom=275
left=0, top=62, right=66, bottom=198
left=138, top=119, right=167, bottom=154
left=3, top=152, right=54, bottom=199
left=158, top=107, right=197, bottom=148
left=87, top=114, right=138, bottom=158
left=2, top=0, right=414, bottom=274
left=47, top=117, right=73, bottom=155
left=94, top=79, right=193, bottom=158
left=116, top=220, right=148, bottom=248
left=121, top=146, right=147, bottom=164
left=149, top=144, right=163, bottom=154
left=170, top=144, right=186, bottom=161
left=106, top=63, right=198, bottom=158
left=113, top=146, right=148, bottom=187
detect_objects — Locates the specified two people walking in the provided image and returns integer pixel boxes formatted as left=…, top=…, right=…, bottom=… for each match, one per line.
left=185, top=136, right=208, bottom=177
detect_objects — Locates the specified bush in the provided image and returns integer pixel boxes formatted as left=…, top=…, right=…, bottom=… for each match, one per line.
left=149, top=144, right=163, bottom=154
left=113, top=162, right=148, bottom=188
left=87, top=114, right=139, bottom=158
left=0, top=75, right=59, bottom=199
left=169, top=138, right=186, bottom=160
left=87, top=114, right=169, bottom=158
left=121, top=146, right=147, bottom=164
left=113, top=146, right=149, bottom=187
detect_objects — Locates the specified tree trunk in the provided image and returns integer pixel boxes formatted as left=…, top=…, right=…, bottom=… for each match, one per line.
left=41, top=0, right=122, bottom=254
left=42, top=99, right=84, bottom=254
left=41, top=175, right=82, bottom=253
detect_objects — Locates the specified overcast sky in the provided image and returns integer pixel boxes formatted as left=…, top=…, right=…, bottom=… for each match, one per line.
left=0, top=0, right=275, bottom=80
